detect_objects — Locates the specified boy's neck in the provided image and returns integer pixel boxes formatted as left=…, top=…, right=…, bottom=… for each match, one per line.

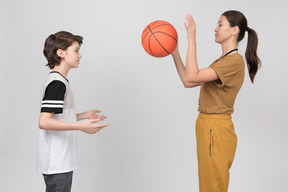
left=52, top=65, right=70, bottom=78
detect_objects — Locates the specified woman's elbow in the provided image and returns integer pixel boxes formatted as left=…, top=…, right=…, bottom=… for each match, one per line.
left=185, top=75, right=196, bottom=83
left=183, top=83, right=191, bottom=88
left=182, top=80, right=201, bottom=88
left=183, top=78, right=196, bottom=88
left=183, top=82, right=194, bottom=88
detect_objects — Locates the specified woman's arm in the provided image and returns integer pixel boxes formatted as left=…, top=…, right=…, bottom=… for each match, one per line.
left=171, top=47, right=201, bottom=88
left=184, top=14, right=218, bottom=83
left=172, top=14, right=218, bottom=86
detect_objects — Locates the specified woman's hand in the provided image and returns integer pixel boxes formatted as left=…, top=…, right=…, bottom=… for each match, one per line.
left=184, top=14, right=196, bottom=42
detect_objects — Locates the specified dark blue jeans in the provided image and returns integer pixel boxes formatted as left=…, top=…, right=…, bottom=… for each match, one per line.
left=43, top=171, right=73, bottom=192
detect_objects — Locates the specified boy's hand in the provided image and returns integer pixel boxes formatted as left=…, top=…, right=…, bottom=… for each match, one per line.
left=87, top=109, right=107, bottom=121
left=77, top=109, right=107, bottom=121
left=79, top=118, right=108, bottom=134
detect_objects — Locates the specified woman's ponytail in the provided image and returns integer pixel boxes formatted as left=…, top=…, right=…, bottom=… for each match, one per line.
left=245, top=27, right=261, bottom=83
left=222, top=10, right=261, bottom=83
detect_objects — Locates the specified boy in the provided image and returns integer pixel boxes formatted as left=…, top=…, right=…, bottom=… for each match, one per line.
left=38, top=31, right=108, bottom=192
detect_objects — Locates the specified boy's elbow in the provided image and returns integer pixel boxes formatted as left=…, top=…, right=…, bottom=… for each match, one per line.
left=38, top=120, right=45, bottom=130
left=38, top=112, right=54, bottom=130
left=38, top=116, right=49, bottom=130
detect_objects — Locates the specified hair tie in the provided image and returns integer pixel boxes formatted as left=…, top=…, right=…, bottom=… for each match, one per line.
left=246, top=27, right=250, bottom=32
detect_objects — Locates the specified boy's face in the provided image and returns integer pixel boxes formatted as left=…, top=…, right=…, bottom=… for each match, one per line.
left=61, top=41, right=82, bottom=69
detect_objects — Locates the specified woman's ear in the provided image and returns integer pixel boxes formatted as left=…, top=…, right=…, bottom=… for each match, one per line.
left=232, top=26, right=240, bottom=36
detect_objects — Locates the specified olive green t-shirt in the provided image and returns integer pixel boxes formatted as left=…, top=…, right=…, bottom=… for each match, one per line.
left=198, top=53, right=245, bottom=115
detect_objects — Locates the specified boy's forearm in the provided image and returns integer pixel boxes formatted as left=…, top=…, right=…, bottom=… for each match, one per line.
left=39, top=113, right=82, bottom=131
left=76, top=112, right=88, bottom=121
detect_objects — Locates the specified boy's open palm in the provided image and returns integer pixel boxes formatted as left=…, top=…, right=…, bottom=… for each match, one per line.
left=81, top=118, right=108, bottom=134
left=84, top=109, right=107, bottom=121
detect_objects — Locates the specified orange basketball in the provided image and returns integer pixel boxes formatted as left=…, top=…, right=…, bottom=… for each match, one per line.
left=141, top=20, right=178, bottom=57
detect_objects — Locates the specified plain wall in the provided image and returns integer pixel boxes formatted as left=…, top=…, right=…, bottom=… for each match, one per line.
left=1, top=0, right=287, bottom=191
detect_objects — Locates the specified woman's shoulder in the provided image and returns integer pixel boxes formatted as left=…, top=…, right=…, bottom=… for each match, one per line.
left=224, top=53, right=244, bottom=61
left=210, top=53, right=244, bottom=71
left=220, top=53, right=244, bottom=66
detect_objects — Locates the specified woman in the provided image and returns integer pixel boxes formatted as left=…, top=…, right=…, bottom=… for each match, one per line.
left=171, top=10, right=261, bottom=192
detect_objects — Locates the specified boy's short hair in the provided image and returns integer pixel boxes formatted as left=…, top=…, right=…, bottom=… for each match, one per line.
left=43, top=31, right=83, bottom=69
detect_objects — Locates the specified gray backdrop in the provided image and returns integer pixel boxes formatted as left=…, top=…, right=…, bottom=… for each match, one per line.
left=1, top=0, right=287, bottom=191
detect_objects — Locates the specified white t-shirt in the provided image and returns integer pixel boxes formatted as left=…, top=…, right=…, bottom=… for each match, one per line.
left=37, top=72, right=77, bottom=174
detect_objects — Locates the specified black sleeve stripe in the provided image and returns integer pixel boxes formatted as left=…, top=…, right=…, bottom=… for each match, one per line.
left=41, top=80, right=66, bottom=114
left=41, top=107, right=63, bottom=114
left=43, top=80, right=66, bottom=100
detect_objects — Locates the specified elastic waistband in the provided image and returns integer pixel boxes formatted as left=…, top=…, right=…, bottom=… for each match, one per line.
left=198, top=113, right=231, bottom=119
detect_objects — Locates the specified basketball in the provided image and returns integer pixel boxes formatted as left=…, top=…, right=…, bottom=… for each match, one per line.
left=141, top=20, right=178, bottom=57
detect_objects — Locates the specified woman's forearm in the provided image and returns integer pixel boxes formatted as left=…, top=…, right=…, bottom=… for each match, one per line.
left=185, top=41, right=200, bottom=82
left=172, top=50, right=201, bottom=88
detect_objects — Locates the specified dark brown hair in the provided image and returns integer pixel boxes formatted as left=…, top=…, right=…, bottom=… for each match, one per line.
left=222, top=10, right=261, bottom=83
left=43, top=31, right=83, bottom=69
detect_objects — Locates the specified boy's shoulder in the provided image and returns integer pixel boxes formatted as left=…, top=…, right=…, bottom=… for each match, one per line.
left=40, top=72, right=71, bottom=114
left=41, top=72, right=69, bottom=97
left=48, top=71, right=69, bottom=82
left=43, top=72, right=69, bottom=87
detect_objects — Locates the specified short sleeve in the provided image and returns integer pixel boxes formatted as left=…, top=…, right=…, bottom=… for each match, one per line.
left=210, top=57, right=238, bottom=88
left=41, top=80, right=66, bottom=114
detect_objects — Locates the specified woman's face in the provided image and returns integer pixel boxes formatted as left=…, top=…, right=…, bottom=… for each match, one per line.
left=214, top=15, right=237, bottom=44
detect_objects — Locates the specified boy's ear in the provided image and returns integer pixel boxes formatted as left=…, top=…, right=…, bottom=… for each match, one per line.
left=56, top=49, right=65, bottom=58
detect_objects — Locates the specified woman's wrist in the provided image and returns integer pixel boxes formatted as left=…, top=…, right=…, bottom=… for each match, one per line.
left=171, top=49, right=179, bottom=57
left=187, top=38, right=196, bottom=45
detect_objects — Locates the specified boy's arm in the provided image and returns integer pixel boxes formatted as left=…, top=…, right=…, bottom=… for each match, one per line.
left=77, top=109, right=107, bottom=121
left=39, top=112, right=108, bottom=134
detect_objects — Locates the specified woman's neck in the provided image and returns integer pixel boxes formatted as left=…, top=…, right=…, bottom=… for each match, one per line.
left=221, top=41, right=238, bottom=56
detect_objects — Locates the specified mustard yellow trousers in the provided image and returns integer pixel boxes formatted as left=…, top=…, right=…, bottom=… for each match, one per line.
left=196, top=113, right=237, bottom=192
